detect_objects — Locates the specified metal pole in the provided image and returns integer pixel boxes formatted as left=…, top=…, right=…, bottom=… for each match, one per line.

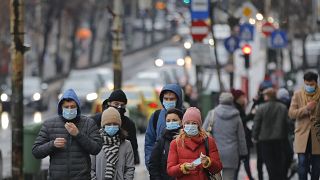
left=112, top=0, right=123, bottom=90
left=10, top=0, right=25, bottom=179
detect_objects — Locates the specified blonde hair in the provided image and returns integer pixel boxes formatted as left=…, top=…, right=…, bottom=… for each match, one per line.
left=175, top=127, right=208, bottom=148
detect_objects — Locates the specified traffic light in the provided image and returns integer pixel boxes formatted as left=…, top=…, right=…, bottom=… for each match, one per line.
left=242, top=44, right=252, bottom=69
left=183, top=0, right=191, bottom=4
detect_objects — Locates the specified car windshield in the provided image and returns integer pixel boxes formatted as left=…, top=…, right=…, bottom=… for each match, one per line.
left=124, top=91, right=139, bottom=100
left=62, top=80, right=96, bottom=95
left=159, top=47, right=184, bottom=60
left=24, top=77, right=41, bottom=95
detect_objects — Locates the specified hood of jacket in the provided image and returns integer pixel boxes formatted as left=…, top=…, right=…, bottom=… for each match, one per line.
left=214, top=104, right=239, bottom=120
left=58, top=89, right=81, bottom=116
left=159, top=84, right=183, bottom=109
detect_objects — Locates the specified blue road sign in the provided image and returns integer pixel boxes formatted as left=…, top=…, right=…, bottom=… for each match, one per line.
left=224, top=36, right=240, bottom=53
left=239, top=23, right=254, bottom=42
left=270, top=30, right=288, bottom=49
left=191, top=0, right=210, bottom=20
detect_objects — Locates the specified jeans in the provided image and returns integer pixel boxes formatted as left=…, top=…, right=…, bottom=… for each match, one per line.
left=298, top=153, right=320, bottom=180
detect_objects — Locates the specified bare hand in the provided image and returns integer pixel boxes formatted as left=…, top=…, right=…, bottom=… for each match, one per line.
left=185, top=163, right=196, bottom=171
left=54, top=138, right=66, bottom=148
left=200, top=152, right=210, bottom=166
left=65, top=122, right=79, bottom=136
left=307, top=101, right=317, bottom=111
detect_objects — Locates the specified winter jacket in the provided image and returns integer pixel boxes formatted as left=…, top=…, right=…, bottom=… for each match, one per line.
left=145, top=84, right=183, bottom=169
left=91, top=113, right=140, bottom=164
left=234, top=102, right=253, bottom=148
left=253, top=100, right=289, bottom=141
left=202, top=104, right=247, bottom=169
left=149, top=129, right=180, bottom=180
left=167, top=135, right=222, bottom=180
left=289, top=90, right=320, bottom=154
left=91, top=140, right=135, bottom=180
left=32, top=89, right=103, bottom=180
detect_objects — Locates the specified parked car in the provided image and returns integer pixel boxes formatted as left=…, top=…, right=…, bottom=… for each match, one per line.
left=154, top=46, right=186, bottom=67
left=135, top=86, right=161, bottom=120
left=59, top=69, right=102, bottom=114
left=24, top=76, right=50, bottom=111
left=0, top=76, right=49, bottom=112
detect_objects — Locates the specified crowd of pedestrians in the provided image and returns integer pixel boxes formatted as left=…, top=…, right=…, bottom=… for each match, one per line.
left=31, top=71, right=320, bottom=180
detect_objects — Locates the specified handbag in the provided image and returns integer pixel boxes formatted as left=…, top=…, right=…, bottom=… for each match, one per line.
left=204, top=137, right=222, bottom=180
left=205, top=109, right=215, bottom=136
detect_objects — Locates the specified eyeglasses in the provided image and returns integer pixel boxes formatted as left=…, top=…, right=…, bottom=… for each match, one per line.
left=110, top=102, right=126, bottom=109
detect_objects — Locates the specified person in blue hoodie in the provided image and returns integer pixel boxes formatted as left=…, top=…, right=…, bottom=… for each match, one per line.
left=32, top=89, right=102, bottom=180
left=144, top=84, right=183, bottom=170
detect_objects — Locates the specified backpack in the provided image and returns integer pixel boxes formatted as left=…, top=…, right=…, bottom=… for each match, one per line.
left=152, top=109, right=161, bottom=134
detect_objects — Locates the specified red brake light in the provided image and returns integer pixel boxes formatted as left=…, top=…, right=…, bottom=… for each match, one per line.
left=148, top=102, right=158, bottom=108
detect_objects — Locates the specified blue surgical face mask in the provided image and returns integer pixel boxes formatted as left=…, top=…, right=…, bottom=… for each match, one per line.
left=104, top=125, right=119, bottom=136
left=166, top=121, right=181, bottom=130
left=184, top=124, right=199, bottom=136
left=163, top=100, right=176, bottom=110
left=305, top=85, right=316, bottom=93
left=62, top=108, right=77, bottom=120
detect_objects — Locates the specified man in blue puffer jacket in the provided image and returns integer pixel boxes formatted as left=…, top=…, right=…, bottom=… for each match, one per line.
left=144, top=84, right=183, bottom=170
left=32, top=89, right=102, bottom=180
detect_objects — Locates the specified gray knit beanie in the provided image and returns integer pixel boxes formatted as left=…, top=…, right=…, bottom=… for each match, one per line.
left=219, top=92, right=234, bottom=105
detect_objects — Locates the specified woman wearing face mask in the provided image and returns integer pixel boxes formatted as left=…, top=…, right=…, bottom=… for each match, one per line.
left=167, top=107, right=223, bottom=180
left=91, top=107, right=135, bottom=180
left=149, top=108, right=184, bottom=180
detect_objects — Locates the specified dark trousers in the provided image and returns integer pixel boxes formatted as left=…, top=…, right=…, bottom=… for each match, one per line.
left=234, top=148, right=254, bottom=180
left=257, top=142, right=264, bottom=180
left=298, top=135, right=320, bottom=180
left=260, top=139, right=287, bottom=180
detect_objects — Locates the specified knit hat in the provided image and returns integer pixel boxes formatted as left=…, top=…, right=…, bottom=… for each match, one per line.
left=103, top=89, right=128, bottom=107
left=230, top=89, right=245, bottom=101
left=182, top=107, right=202, bottom=126
left=277, top=88, right=289, bottom=100
left=219, top=92, right=234, bottom=105
left=101, top=107, right=122, bottom=127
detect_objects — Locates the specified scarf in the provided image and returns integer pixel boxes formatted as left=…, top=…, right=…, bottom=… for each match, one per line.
left=102, top=132, right=121, bottom=180
left=302, top=86, right=320, bottom=118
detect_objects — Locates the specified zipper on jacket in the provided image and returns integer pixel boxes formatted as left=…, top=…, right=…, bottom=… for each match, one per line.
left=67, top=135, right=72, bottom=178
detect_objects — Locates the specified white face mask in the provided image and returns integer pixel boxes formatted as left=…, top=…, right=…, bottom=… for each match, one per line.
left=184, top=124, right=199, bottom=136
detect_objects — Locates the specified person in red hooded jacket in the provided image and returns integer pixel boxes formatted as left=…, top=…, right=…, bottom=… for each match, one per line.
left=167, top=107, right=223, bottom=180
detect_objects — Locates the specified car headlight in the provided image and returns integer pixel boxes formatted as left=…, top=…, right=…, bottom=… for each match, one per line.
left=176, top=58, right=185, bottom=66
left=155, top=59, right=164, bottom=67
left=1, top=93, right=8, bottom=102
left=33, top=92, right=41, bottom=101
left=86, top=93, right=98, bottom=101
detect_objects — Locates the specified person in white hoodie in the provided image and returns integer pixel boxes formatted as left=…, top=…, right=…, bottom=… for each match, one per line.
left=91, top=107, right=135, bottom=180
left=203, top=92, right=247, bottom=180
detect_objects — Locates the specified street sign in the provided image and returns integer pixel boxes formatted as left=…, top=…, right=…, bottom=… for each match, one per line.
left=239, top=23, right=254, bottom=42
left=270, top=30, right=288, bottom=49
left=261, top=22, right=275, bottom=37
left=191, top=20, right=209, bottom=42
left=190, top=43, right=212, bottom=65
left=224, top=36, right=240, bottom=53
left=191, top=0, right=209, bottom=20
left=235, top=2, right=258, bottom=19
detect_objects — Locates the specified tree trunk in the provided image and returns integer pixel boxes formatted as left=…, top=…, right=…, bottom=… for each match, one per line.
left=39, top=2, right=55, bottom=79
left=69, top=17, right=80, bottom=71
left=10, top=0, right=25, bottom=179
left=88, top=2, right=97, bottom=65
left=54, top=1, right=63, bottom=74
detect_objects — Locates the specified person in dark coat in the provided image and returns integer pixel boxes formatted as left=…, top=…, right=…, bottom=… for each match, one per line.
left=252, top=88, right=289, bottom=180
left=91, top=89, right=140, bottom=165
left=149, top=108, right=184, bottom=180
left=32, top=89, right=102, bottom=180
left=231, top=89, right=254, bottom=180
